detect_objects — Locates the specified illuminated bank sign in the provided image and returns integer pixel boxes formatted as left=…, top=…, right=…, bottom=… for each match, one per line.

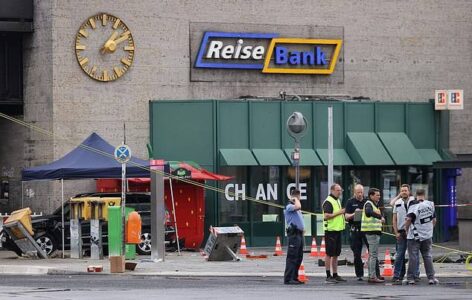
left=195, top=31, right=342, bottom=75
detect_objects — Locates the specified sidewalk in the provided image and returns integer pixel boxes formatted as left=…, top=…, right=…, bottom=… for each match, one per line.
left=0, top=243, right=470, bottom=277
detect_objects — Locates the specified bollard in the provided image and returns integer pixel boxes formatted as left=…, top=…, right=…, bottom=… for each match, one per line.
left=90, top=200, right=105, bottom=260
left=69, top=200, right=84, bottom=259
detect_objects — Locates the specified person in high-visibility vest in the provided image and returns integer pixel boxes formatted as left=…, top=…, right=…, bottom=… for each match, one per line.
left=323, top=183, right=346, bottom=283
left=361, top=188, right=385, bottom=284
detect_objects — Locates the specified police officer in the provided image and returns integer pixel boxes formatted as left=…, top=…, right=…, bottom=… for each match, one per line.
left=283, top=189, right=305, bottom=285
left=405, top=189, right=439, bottom=285
left=344, top=184, right=368, bottom=280
left=323, top=183, right=346, bottom=283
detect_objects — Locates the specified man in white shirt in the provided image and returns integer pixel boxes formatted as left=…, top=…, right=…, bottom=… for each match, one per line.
left=404, top=189, right=438, bottom=285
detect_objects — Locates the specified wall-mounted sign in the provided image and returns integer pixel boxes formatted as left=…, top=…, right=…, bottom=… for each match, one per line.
left=448, top=90, right=464, bottom=110
left=224, top=183, right=307, bottom=201
left=195, top=31, right=342, bottom=75
left=435, top=89, right=463, bottom=110
left=172, top=167, right=192, bottom=178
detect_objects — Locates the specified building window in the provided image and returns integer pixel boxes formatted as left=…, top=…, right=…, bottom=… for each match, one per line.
left=249, top=166, right=281, bottom=222
left=218, top=167, right=249, bottom=224
left=315, top=166, right=343, bottom=206
left=380, top=169, right=401, bottom=234
left=407, top=167, right=434, bottom=202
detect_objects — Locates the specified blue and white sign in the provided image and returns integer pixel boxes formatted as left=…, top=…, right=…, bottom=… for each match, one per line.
left=114, top=144, right=132, bottom=164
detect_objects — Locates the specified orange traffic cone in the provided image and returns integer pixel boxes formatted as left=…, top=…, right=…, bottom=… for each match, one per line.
left=309, top=237, right=319, bottom=257
left=274, top=236, right=284, bottom=256
left=239, top=236, right=249, bottom=255
left=297, top=262, right=308, bottom=283
left=363, top=248, right=369, bottom=268
left=318, top=237, right=326, bottom=257
left=382, top=248, right=393, bottom=277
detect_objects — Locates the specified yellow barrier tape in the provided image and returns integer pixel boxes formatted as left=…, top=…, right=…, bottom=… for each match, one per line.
left=1, top=111, right=471, bottom=258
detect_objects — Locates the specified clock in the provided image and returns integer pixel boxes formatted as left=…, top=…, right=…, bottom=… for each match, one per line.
left=75, top=13, right=135, bottom=82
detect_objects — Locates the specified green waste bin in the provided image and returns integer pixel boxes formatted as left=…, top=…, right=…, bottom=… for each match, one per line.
left=107, top=206, right=136, bottom=260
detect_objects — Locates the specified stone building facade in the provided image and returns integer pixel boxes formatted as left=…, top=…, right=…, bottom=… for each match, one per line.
left=0, top=0, right=471, bottom=246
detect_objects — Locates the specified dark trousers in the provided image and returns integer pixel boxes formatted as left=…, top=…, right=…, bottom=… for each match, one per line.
left=349, top=230, right=368, bottom=278
left=284, top=233, right=303, bottom=283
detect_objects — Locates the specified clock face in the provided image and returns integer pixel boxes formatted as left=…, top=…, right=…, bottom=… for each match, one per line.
left=75, top=13, right=135, bottom=82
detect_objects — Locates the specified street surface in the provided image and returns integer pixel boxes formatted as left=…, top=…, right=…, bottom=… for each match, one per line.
left=0, top=275, right=471, bottom=300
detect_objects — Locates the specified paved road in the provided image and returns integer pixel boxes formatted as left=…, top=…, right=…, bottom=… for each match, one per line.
left=0, top=275, right=471, bottom=300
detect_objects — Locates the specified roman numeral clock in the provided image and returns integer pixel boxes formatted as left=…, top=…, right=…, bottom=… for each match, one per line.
left=75, top=13, right=135, bottom=82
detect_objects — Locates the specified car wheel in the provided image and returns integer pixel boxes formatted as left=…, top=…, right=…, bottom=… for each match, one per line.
left=137, top=232, right=152, bottom=255
left=35, top=233, right=57, bottom=256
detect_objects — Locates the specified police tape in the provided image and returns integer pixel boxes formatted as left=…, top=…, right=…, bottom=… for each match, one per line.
left=0, top=112, right=470, bottom=219
left=466, top=255, right=472, bottom=271
left=3, top=110, right=472, bottom=266
left=433, top=203, right=472, bottom=208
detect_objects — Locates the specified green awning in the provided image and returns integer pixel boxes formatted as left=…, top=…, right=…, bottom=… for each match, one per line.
left=284, top=149, right=323, bottom=166
left=252, top=149, right=290, bottom=166
left=377, top=132, right=424, bottom=165
left=315, top=149, right=353, bottom=166
left=346, top=132, right=394, bottom=165
left=219, top=149, right=258, bottom=166
left=417, top=149, right=442, bottom=165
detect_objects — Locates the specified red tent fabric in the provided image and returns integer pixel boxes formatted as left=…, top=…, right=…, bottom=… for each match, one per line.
left=128, top=161, right=232, bottom=183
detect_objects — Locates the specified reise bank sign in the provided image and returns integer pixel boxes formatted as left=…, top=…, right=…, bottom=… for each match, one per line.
left=195, top=31, right=342, bottom=75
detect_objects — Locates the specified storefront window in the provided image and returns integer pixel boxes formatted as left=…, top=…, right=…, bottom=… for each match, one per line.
left=380, top=169, right=401, bottom=205
left=380, top=169, right=401, bottom=234
left=407, top=167, right=434, bottom=202
left=316, top=167, right=343, bottom=207
left=346, top=169, right=372, bottom=200
left=218, top=167, right=249, bottom=224
left=249, top=166, right=281, bottom=222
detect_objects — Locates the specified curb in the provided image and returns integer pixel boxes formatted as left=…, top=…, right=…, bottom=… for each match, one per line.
left=0, top=265, right=51, bottom=275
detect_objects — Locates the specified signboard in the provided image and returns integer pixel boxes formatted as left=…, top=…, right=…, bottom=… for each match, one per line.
left=190, top=22, right=344, bottom=83
left=448, top=90, right=464, bottom=110
left=114, top=144, right=131, bottom=164
left=171, top=167, right=191, bottom=178
left=195, top=31, right=342, bottom=75
left=434, top=90, right=447, bottom=110
left=435, top=89, right=463, bottom=110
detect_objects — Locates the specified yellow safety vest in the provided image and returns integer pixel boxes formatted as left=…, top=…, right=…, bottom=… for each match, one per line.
left=323, top=196, right=345, bottom=231
left=361, top=200, right=382, bottom=232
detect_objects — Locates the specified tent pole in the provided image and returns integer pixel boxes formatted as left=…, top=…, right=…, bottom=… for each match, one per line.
left=61, top=179, right=65, bottom=259
left=169, top=177, right=181, bottom=255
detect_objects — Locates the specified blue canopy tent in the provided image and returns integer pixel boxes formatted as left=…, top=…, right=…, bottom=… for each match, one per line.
left=21, top=132, right=150, bottom=257
left=22, top=132, right=150, bottom=181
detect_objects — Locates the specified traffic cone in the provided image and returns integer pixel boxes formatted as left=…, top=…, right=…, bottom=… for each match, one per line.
left=382, top=248, right=393, bottom=277
left=239, top=235, right=249, bottom=255
left=297, top=262, right=308, bottom=283
left=273, top=236, right=284, bottom=256
left=309, top=237, right=319, bottom=257
left=363, top=248, right=369, bottom=268
left=318, top=237, right=326, bottom=257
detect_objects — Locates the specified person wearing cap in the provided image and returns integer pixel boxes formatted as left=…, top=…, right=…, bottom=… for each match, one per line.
left=283, top=189, right=305, bottom=285
left=323, top=183, right=346, bottom=283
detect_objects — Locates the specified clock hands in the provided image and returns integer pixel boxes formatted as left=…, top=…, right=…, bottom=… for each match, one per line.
left=101, top=31, right=130, bottom=54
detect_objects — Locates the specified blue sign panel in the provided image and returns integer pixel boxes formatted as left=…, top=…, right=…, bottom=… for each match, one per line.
left=195, top=31, right=278, bottom=69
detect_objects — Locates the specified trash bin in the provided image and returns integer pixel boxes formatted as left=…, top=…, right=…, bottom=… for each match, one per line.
left=4, top=207, right=33, bottom=238
left=107, top=206, right=136, bottom=259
